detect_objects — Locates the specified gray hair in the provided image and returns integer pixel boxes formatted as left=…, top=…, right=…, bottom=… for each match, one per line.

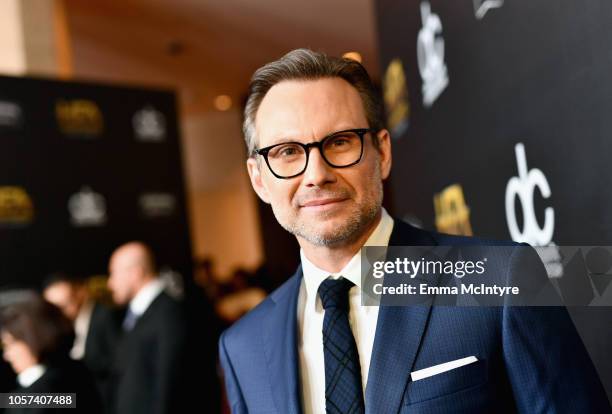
left=243, top=48, right=384, bottom=155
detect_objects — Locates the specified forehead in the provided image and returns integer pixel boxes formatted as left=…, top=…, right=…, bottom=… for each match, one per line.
left=45, top=281, right=72, bottom=296
left=255, top=77, right=367, bottom=146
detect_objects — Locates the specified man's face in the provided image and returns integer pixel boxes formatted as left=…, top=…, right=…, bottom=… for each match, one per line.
left=247, top=78, right=391, bottom=247
left=43, top=281, right=81, bottom=321
left=107, top=253, right=141, bottom=305
left=1, top=331, right=37, bottom=374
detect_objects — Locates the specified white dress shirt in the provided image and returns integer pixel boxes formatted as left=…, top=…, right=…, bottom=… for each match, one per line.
left=17, top=364, right=46, bottom=388
left=298, top=208, right=394, bottom=414
left=70, top=299, right=94, bottom=360
left=128, top=278, right=165, bottom=317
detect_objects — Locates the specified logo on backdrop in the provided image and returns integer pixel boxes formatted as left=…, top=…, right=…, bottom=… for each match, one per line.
left=139, top=193, right=176, bottom=218
left=504, top=144, right=562, bottom=276
left=383, top=59, right=411, bottom=138
left=473, top=0, right=504, bottom=20
left=68, top=186, right=107, bottom=227
left=56, top=99, right=104, bottom=137
left=434, top=184, right=473, bottom=236
left=0, top=101, right=23, bottom=129
left=133, top=105, right=166, bottom=142
left=0, top=187, right=34, bottom=226
left=417, top=1, right=448, bottom=108
left=505, top=143, right=555, bottom=246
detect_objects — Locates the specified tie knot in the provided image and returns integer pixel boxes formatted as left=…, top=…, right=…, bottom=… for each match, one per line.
left=318, top=277, right=355, bottom=310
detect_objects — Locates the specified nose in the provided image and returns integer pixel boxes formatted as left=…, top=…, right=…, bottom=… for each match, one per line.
left=301, top=147, right=336, bottom=187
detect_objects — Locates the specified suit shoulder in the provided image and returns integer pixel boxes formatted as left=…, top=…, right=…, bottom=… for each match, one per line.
left=434, top=232, right=519, bottom=246
left=221, top=294, right=274, bottom=347
left=154, top=291, right=182, bottom=310
left=222, top=272, right=300, bottom=347
left=144, top=292, right=185, bottom=326
left=393, top=216, right=518, bottom=246
left=396, top=219, right=519, bottom=246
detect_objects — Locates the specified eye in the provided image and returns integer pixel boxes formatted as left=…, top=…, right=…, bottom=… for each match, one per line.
left=330, top=137, right=350, bottom=147
left=268, top=143, right=303, bottom=159
left=280, top=146, right=299, bottom=156
left=324, top=132, right=359, bottom=152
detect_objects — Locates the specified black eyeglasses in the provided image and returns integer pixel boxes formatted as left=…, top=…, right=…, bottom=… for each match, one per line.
left=252, top=128, right=376, bottom=179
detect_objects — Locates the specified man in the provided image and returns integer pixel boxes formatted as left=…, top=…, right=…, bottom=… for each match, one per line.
left=1, top=296, right=102, bottom=414
left=107, top=242, right=186, bottom=414
left=219, top=49, right=611, bottom=413
left=43, top=273, right=120, bottom=406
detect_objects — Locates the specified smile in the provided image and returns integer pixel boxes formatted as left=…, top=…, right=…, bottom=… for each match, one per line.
left=299, top=198, right=348, bottom=210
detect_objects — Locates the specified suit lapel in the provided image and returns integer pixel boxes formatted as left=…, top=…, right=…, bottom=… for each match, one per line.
left=262, top=269, right=303, bottom=414
left=365, top=220, right=438, bottom=414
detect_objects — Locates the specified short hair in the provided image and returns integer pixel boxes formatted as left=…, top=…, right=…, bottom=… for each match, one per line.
left=41, top=272, right=83, bottom=291
left=0, top=297, right=74, bottom=363
left=243, top=48, right=384, bottom=154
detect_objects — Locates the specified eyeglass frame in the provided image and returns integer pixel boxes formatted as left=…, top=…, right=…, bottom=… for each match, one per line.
left=251, top=128, right=378, bottom=179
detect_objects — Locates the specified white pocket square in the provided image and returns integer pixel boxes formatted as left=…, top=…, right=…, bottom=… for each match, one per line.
left=410, top=356, right=478, bottom=381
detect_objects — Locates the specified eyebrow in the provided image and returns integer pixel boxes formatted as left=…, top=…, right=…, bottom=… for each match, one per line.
left=266, top=127, right=359, bottom=146
left=268, top=137, right=302, bottom=146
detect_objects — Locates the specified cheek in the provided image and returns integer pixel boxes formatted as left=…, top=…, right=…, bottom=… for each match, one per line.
left=3, top=347, right=13, bottom=363
left=264, top=178, right=299, bottom=208
left=9, top=344, right=28, bottom=363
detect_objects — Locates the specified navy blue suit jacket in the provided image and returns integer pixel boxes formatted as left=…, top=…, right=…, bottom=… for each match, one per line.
left=219, top=220, right=611, bottom=413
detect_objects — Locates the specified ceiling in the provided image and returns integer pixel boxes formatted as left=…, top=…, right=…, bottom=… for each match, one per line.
left=64, top=0, right=380, bottom=114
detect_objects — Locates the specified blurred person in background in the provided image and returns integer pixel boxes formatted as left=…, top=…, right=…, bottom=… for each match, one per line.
left=214, top=268, right=266, bottom=326
left=0, top=296, right=101, bottom=413
left=106, top=241, right=188, bottom=414
left=194, top=257, right=220, bottom=300
left=43, top=272, right=120, bottom=410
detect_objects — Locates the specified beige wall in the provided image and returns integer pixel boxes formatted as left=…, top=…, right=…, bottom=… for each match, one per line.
left=181, top=110, right=264, bottom=277
left=189, top=187, right=262, bottom=279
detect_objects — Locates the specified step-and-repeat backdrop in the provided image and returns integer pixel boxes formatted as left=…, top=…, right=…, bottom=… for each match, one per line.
left=0, top=76, right=192, bottom=288
left=376, top=0, right=612, bottom=396
left=376, top=0, right=612, bottom=244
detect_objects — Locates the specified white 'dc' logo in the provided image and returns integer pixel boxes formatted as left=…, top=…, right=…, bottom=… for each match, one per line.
left=417, top=1, right=449, bottom=107
left=505, top=143, right=555, bottom=246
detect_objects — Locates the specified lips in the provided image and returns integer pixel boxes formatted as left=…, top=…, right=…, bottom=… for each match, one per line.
left=299, top=197, right=347, bottom=208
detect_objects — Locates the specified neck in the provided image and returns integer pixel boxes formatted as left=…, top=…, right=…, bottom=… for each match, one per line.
left=132, top=276, right=156, bottom=298
left=298, top=210, right=382, bottom=273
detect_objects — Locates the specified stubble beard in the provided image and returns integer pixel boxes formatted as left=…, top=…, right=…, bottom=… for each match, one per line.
left=274, top=176, right=384, bottom=248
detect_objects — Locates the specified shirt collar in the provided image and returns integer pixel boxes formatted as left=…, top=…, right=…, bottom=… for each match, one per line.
left=74, top=299, right=94, bottom=333
left=17, top=364, right=46, bottom=388
left=129, top=278, right=165, bottom=316
left=301, top=207, right=394, bottom=297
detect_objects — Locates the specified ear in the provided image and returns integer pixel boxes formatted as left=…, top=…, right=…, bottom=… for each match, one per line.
left=376, top=129, right=392, bottom=180
left=247, top=158, right=271, bottom=204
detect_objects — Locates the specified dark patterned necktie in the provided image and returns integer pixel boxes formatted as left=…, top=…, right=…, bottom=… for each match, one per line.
left=318, top=277, right=365, bottom=414
left=122, top=308, right=138, bottom=331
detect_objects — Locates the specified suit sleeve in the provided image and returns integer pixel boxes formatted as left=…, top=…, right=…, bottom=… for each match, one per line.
left=219, top=331, right=247, bottom=414
left=502, top=246, right=611, bottom=412
left=153, top=305, right=187, bottom=414
left=85, top=305, right=119, bottom=377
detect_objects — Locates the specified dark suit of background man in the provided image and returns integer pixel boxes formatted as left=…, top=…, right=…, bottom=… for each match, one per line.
left=107, top=242, right=187, bottom=414
left=43, top=273, right=120, bottom=409
left=219, top=48, right=611, bottom=413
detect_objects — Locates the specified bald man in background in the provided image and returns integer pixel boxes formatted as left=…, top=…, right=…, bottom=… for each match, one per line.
left=107, top=242, right=187, bottom=414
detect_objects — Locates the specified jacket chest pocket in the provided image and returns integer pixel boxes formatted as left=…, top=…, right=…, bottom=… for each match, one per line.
left=405, top=359, right=487, bottom=405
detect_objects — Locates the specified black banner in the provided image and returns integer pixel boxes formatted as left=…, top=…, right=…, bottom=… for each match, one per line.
left=0, top=75, right=191, bottom=287
left=376, top=0, right=612, bottom=397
